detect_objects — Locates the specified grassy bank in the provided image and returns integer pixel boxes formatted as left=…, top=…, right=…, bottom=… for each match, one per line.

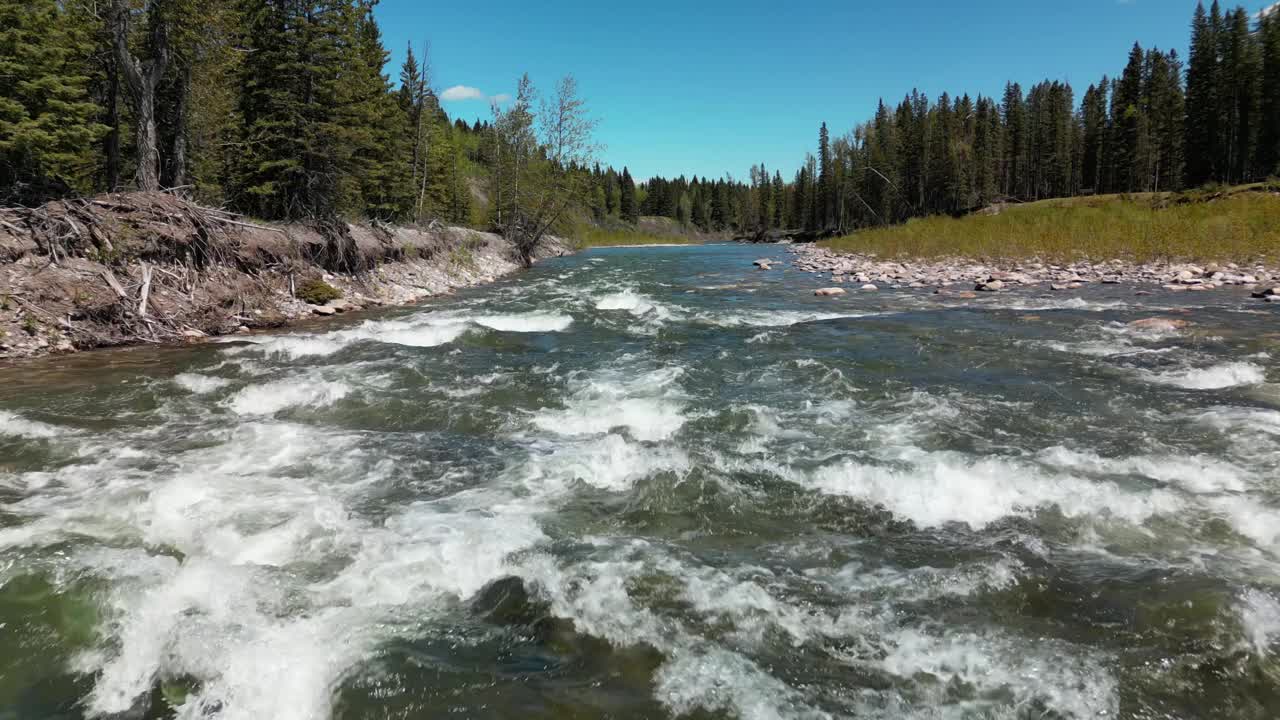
left=573, top=227, right=702, bottom=248
left=821, top=184, right=1280, bottom=262
left=572, top=216, right=709, bottom=249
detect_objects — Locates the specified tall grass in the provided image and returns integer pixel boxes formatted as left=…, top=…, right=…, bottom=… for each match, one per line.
left=821, top=187, right=1280, bottom=262
left=573, top=226, right=703, bottom=249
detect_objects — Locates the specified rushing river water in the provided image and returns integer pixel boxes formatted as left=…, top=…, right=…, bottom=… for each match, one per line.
left=2, top=243, right=1280, bottom=719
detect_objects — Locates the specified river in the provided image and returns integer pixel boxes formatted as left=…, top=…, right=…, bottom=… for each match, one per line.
left=1, top=243, right=1279, bottom=719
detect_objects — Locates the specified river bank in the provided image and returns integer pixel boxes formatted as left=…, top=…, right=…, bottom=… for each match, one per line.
left=0, top=192, right=569, bottom=361
left=788, top=243, right=1280, bottom=298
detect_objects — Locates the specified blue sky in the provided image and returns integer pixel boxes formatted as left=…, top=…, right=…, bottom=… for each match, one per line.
left=375, top=1, right=1274, bottom=182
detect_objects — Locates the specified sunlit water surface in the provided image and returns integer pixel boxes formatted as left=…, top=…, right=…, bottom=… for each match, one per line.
left=2, top=244, right=1280, bottom=719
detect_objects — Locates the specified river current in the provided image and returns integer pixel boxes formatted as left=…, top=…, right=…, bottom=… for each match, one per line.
left=2, top=243, right=1279, bottom=719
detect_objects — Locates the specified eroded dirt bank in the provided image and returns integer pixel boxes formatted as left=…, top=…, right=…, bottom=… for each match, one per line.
left=0, top=192, right=568, bottom=360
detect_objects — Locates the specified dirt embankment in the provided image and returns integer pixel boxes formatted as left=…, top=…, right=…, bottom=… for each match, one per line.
left=0, top=192, right=568, bottom=360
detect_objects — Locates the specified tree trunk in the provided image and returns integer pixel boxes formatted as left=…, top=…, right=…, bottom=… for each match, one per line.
left=104, top=52, right=121, bottom=191
left=163, top=66, right=190, bottom=191
left=111, top=0, right=169, bottom=193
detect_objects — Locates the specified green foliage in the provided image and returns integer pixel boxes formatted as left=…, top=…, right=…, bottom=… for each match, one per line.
left=22, top=314, right=38, bottom=335
left=0, top=0, right=106, bottom=203
left=231, top=0, right=411, bottom=221
left=296, top=279, right=341, bottom=305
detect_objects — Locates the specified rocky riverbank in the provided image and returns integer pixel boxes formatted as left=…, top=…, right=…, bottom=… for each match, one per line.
left=0, top=192, right=569, bottom=361
left=786, top=244, right=1280, bottom=299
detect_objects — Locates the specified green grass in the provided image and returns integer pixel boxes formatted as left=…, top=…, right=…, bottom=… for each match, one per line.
left=573, top=226, right=703, bottom=249
left=821, top=184, right=1280, bottom=262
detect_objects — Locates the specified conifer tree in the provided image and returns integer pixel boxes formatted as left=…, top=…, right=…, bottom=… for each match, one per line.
left=0, top=0, right=105, bottom=202
left=343, top=0, right=413, bottom=219
left=1260, top=10, right=1280, bottom=176
left=1081, top=80, right=1109, bottom=192
left=816, top=122, right=832, bottom=229
left=619, top=166, right=637, bottom=222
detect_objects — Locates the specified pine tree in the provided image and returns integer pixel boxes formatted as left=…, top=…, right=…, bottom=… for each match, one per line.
left=1185, top=3, right=1216, bottom=185
left=1081, top=80, right=1109, bottom=192
left=234, top=0, right=344, bottom=219
left=1001, top=83, right=1026, bottom=198
left=0, top=0, right=105, bottom=202
left=343, top=0, right=413, bottom=220
left=1111, top=44, right=1146, bottom=192
left=816, top=122, right=832, bottom=229
left=1220, top=6, right=1260, bottom=183
left=1260, top=9, right=1280, bottom=176
left=771, top=170, right=785, bottom=228
left=619, top=166, right=637, bottom=222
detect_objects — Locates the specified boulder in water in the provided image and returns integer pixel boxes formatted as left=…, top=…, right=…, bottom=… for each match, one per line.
left=975, top=280, right=1005, bottom=292
left=814, top=287, right=846, bottom=296
left=471, top=576, right=548, bottom=627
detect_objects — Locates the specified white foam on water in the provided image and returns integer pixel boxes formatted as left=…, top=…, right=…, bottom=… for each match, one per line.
left=172, top=373, right=233, bottom=395
left=814, top=558, right=1025, bottom=604
left=519, top=433, right=691, bottom=493
left=874, top=627, right=1118, bottom=718
left=1037, top=446, right=1251, bottom=494
left=1141, top=361, right=1268, bottom=390
left=1237, top=588, right=1280, bottom=656
left=655, top=647, right=830, bottom=720
left=807, top=448, right=1183, bottom=529
left=695, top=309, right=865, bottom=328
left=531, top=366, right=687, bottom=442
left=226, top=379, right=351, bottom=415
left=472, top=312, right=573, bottom=333
left=6, top=416, right=555, bottom=720
left=595, top=289, right=668, bottom=316
left=0, top=410, right=66, bottom=438
left=982, top=296, right=1133, bottom=312
left=225, top=309, right=570, bottom=360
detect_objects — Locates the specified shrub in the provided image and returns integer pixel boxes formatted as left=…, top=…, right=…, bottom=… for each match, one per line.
left=297, top=279, right=342, bottom=305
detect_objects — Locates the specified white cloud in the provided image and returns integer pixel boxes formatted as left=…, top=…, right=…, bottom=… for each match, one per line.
left=491, top=93, right=512, bottom=104
left=440, top=85, right=486, bottom=102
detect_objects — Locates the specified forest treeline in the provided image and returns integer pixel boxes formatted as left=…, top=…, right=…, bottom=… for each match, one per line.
left=622, top=1, right=1280, bottom=235
left=1, top=0, right=600, bottom=261
left=3, top=0, right=1278, bottom=244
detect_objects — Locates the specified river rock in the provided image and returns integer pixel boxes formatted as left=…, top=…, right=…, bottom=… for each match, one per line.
left=310, top=304, right=337, bottom=316
left=1252, top=287, right=1280, bottom=298
left=860, top=284, right=878, bottom=291
left=471, top=576, right=548, bottom=627
left=814, top=287, right=847, bottom=296
left=976, top=280, right=1005, bottom=292
left=181, top=328, right=207, bottom=339
left=753, top=259, right=773, bottom=269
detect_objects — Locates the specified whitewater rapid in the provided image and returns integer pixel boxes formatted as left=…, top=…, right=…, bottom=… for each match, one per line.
left=1, top=243, right=1279, bottom=719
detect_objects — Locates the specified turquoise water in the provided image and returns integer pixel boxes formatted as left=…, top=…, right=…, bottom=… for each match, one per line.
left=1, top=243, right=1280, bottom=719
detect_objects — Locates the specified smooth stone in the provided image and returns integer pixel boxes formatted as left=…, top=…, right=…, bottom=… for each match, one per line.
left=860, top=284, right=878, bottom=291
left=814, top=287, right=847, bottom=296
left=310, top=304, right=337, bottom=316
